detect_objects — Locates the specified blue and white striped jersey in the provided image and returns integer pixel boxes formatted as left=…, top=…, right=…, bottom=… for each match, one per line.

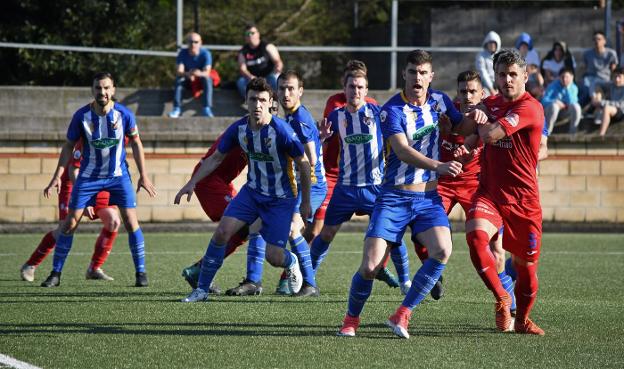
left=67, top=102, right=138, bottom=179
left=380, top=90, right=462, bottom=187
left=219, top=115, right=305, bottom=198
left=328, top=102, right=383, bottom=187
left=285, top=104, right=325, bottom=185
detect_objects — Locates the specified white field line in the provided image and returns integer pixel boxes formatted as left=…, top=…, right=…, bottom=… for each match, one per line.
left=0, top=354, right=42, bottom=369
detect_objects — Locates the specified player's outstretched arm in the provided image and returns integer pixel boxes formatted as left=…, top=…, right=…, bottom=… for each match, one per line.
left=453, top=108, right=489, bottom=136
left=294, top=154, right=312, bottom=220
left=174, top=150, right=226, bottom=204
left=129, top=135, right=157, bottom=197
left=43, top=139, right=76, bottom=198
left=388, top=134, right=462, bottom=177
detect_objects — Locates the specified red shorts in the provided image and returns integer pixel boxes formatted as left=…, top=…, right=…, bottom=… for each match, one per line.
left=314, top=175, right=337, bottom=220
left=467, top=191, right=542, bottom=262
left=59, top=185, right=111, bottom=221
left=194, top=181, right=236, bottom=222
left=437, top=176, right=479, bottom=215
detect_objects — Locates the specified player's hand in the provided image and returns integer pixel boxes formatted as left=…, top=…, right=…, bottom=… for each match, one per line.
left=137, top=176, right=157, bottom=197
left=85, top=206, right=96, bottom=220
left=438, top=114, right=452, bottom=135
left=174, top=182, right=195, bottom=204
left=43, top=176, right=61, bottom=199
left=318, top=118, right=333, bottom=142
left=435, top=160, right=463, bottom=177
left=466, top=108, right=489, bottom=125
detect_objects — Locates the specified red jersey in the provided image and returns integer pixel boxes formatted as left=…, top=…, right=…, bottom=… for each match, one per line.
left=199, top=133, right=247, bottom=187
left=480, top=92, right=544, bottom=204
left=439, top=102, right=482, bottom=181
left=322, top=93, right=378, bottom=180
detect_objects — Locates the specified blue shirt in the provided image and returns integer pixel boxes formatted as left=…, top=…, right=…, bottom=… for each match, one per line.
left=328, top=102, right=384, bottom=187
left=285, top=104, right=325, bottom=185
left=176, top=48, right=212, bottom=71
left=380, top=90, right=462, bottom=187
left=219, top=115, right=305, bottom=198
left=67, top=103, right=138, bottom=179
left=541, top=80, right=579, bottom=107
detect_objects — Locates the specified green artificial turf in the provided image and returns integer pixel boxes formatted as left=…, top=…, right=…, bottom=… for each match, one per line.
left=0, top=232, right=623, bottom=369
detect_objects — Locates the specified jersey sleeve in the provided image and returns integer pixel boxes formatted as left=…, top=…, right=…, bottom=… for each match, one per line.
left=276, top=122, right=305, bottom=158
left=443, top=94, right=463, bottom=125
left=217, top=122, right=240, bottom=154
left=202, top=49, right=212, bottom=69
left=123, top=109, right=139, bottom=137
left=66, top=110, right=83, bottom=142
left=497, top=99, right=543, bottom=136
left=379, top=107, right=405, bottom=139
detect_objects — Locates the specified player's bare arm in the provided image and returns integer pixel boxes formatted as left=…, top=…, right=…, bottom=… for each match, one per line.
left=294, top=154, right=312, bottom=220
left=43, top=139, right=76, bottom=198
left=477, top=120, right=507, bottom=144
left=388, top=133, right=462, bottom=177
left=303, top=141, right=317, bottom=168
left=174, top=149, right=227, bottom=204
left=128, top=135, right=156, bottom=197
left=453, top=108, right=489, bottom=136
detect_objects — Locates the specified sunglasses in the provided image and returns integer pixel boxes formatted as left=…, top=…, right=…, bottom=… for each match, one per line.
left=245, top=31, right=256, bottom=37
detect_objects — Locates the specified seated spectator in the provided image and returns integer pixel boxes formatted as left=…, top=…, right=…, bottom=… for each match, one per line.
left=237, top=24, right=283, bottom=100
left=515, top=32, right=544, bottom=99
left=475, top=30, right=501, bottom=96
left=541, top=41, right=576, bottom=87
left=541, top=67, right=581, bottom=134
left=592, top=67, right=624, bottom=136
left=168, top=32, right=214, bottom=118
left=582, top=31, right=618, bottom=104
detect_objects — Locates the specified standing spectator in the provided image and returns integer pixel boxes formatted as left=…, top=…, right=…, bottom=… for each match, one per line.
left=236, top=24, right=283, bottom=100
left=515, top=33, right=544, bottom=99
left=592, top=67, right=624, bottom=136
left=541, top=41, right=577, bottom=87
left=168, top=32, right=214, bottom=118
left=583, top=31, right=618, bottom=101
left=475, top=31, right=501, bottom=96
left=541, top=67, right=581, bottom=134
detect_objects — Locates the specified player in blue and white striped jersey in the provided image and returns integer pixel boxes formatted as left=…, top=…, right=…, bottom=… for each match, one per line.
left=338, top=50, right=486, bottom=338
left=176, top=77, right=312, bottom=303
left=310, top=70, right=410, bottom=292
left=40, top=72, right=157, bottom=288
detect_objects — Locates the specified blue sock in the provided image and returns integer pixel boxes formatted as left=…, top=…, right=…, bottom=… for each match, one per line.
left=310, top=236, right=331, bottom=273
left=290, top=236, right=316, bottom=287
left=391, top=241, right=411, bottom=284
left=52, top=233, right=74, bottom=272
left=402, top=258, right=446, bottom=310
left=128, top=228, right=146, bottom=273
left=246, top=233, right=265, bottom=284
left=347, top=272, right=374, bottom=317
left=282, top=248, right=295, bottom=269
left=498, top=271, right=516, bottom=311
left=197, top=239, right=226, bottom=291
left=505, top=257, right=517, bottom=281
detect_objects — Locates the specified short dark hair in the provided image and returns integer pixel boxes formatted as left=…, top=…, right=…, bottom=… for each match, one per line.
left=493, top=48, right=526, bottom=71
left=92, top=72, right=115, bottom=86
left=457, top=70, right=482, bottom=85
left=278, top=70, right=304, bottom=88
left=246, top=77, right=273, bottom=97
left=613, top=66, right=624, bottom=76
left=405, top=50, right=432, bottom=67
left=343, top=70, right=368, bottom=87
left=559, top=66, right=575, bottom=76
left=593, top=30, right=606, bottom=38
left=245, top=23, right=257, bottom=32
left=344, top=60, right=367, bottom=75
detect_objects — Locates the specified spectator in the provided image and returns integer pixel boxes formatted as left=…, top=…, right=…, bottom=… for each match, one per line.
left=515, top=33, right=544, bottom=99
left=592, top=67, right=624, bottom=136
left=236, top=24, right=283, bottom=100
left=168, top=32, right=214, bottom=118
left=475, top=31, right=501, bottom=96
left=541, top=67, right=581, bottom=134
left=582, top=31, right=618, bottom=102
left=541, top=41, right=576, bottom=87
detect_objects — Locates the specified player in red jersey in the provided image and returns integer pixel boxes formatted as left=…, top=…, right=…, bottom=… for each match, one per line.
left=20, top=142, right=120, bottom=282
left=457, top=49, right=546, bottom=335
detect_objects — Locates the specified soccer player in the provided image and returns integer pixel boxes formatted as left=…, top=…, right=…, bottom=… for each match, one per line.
left=21, top=142, right=120, bottom=282
left=456, top=49, right=546, bottom=335
left=177, top=77, right=311, bottom=303
left=39, top=72, right=157, bottom=288
left=313, top=69, right=411, bottom=293
left=337, top=50, right=485, bottom=339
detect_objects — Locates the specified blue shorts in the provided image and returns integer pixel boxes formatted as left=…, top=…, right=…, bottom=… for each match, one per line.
left=69, top=174, right=136, bottom=209
left=295, top=182, right=328, bottom=223
left=366, top=188, right=450, bottom=244
left=223, top=185, right=297, bottom=248
left=324, top=184, right=380, bottom=226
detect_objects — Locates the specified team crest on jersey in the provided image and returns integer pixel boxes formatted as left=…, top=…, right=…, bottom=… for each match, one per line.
left=363, top=116, right=375, bottom=126
left=92, top=137, right=120, bottom=150
left=505, top=113, right=520, bottom=127
left=264, top=137, right=272, bottom=148
left=380, top=110, right=388, bottom=122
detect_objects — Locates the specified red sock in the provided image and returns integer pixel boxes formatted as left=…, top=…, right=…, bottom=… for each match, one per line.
left=382, top=253, right=390, bottom=268
left=225, top=230, right=248, bottom=258
left=25, top=231, right=56, bottom=266
left=413, top=241, right=429, bottom=262
left=466, top=230, right=507, bottom=300
left=90, top=229, right=117, bottom=270
left=514, top=261, right=539, bottom=322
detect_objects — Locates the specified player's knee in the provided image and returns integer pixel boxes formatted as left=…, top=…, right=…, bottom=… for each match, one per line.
left=466, top=230, right=491, bottom=249
left=264, top=247, right=282, bottom=267
left=429, top=244, right=452, bottom=263
left=212, top=227, right=232, bottom=245
left=358, top=260, right=379, bottom=280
